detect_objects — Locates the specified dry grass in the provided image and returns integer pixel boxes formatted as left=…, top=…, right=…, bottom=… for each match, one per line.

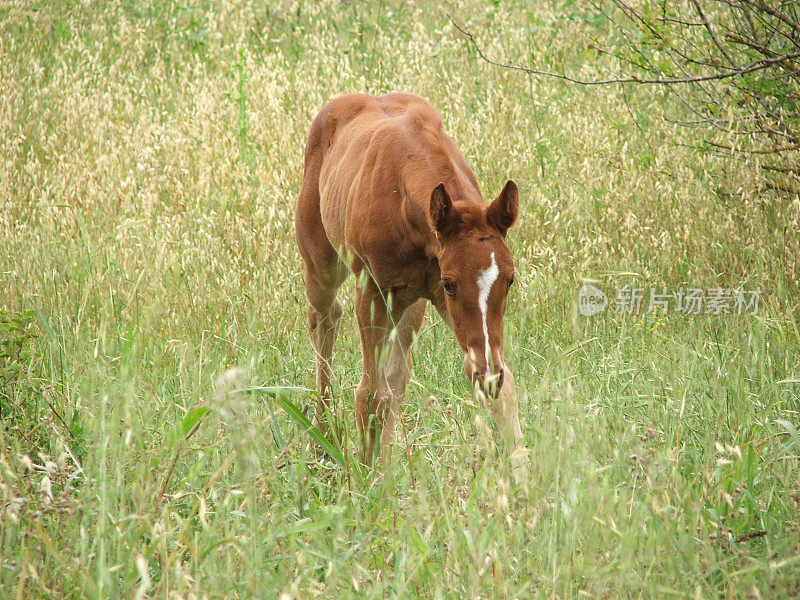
left=1, top=1, right=799, bottom=598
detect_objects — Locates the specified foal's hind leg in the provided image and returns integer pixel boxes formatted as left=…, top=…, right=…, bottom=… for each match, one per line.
left=305, top=267, right=346, bottom=428
left=296, top=187, right=347, bottom=430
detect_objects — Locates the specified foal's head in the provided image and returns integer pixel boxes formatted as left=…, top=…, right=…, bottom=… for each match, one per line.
left=430, top=180, right=519, bottom=399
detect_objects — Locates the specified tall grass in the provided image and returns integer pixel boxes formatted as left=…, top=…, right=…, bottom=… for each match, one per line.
left=1, top=1, right=798, bottom=598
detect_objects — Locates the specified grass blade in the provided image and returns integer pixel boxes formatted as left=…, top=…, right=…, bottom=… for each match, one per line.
left=776, top=419, right=800, bottom=453
left=168, top=405, right=210, bottom=448
left=244, top=386, right=344, bottom=466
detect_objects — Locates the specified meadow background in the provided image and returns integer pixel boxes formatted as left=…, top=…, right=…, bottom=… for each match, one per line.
left=1, top=1, right=799, bottom=598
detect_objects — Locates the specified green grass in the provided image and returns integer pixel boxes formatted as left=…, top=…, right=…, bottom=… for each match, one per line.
left=1, top=1, right=799, bottom=598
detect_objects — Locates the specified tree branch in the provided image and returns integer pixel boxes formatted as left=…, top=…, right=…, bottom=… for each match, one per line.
left=448, top=14, right=800, bottom=86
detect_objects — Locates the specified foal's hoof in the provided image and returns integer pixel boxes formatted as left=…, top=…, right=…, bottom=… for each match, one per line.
left=510, top=445, right=530, bottom=494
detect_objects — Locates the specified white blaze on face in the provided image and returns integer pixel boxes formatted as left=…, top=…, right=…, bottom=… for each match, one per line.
left=477, top=252, right=499, bottom=378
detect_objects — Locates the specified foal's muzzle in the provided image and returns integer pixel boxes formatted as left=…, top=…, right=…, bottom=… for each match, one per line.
left=471, top=367, right=504, bottom=400
left=463, top=351, right=506, bottom=399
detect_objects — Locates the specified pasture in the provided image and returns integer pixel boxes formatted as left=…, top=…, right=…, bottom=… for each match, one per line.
left=1, top=1, right=799, bottom=598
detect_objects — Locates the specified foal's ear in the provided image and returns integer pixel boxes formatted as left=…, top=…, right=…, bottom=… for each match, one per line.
left=430, top=183, right=457, bottom=239
left=487, top=179, right=519, bottom=237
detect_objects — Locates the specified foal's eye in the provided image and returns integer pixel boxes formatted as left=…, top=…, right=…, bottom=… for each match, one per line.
left=442, top=278, right=456, bottom=297
left=507, top=276, right=515, bottom=290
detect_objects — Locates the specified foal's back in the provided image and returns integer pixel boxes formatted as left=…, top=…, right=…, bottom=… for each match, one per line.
left=298, top=92, right=480, bottom=255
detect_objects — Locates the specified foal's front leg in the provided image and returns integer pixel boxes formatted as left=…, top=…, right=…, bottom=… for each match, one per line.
left=353, top=279, right=407, bottom=466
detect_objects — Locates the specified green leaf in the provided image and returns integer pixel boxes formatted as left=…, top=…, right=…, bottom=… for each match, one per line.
left=283, top=518, right=330, bottom=536
left=776, top=419, right=800, bottom=453
left=244, top=386, right=344, bottom=466
left=169, top=405, right=210, bottom=447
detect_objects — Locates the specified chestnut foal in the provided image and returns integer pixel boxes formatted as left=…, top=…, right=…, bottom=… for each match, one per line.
left=295, top=92, right=524, bottom=470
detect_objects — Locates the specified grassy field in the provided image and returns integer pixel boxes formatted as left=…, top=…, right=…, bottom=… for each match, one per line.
left=1, top=1, right=799, bottom=598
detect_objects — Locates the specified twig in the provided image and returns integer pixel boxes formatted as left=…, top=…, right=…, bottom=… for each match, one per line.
left=154, top=450, right=180, bottom=509
left=763, top=179, right=800, bottom=195
left=762, top=163, right=800, bottom=174
left=447, top=15, right=800, bottom=86
left=692, top=0, right=736, bottom=66
left=736, top=530, right=767, bottom=543
left=707, top=141, right=800, bottom=154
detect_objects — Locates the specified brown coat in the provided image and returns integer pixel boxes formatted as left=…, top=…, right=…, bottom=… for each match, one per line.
left=296, top=92, right=523, bottom=472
